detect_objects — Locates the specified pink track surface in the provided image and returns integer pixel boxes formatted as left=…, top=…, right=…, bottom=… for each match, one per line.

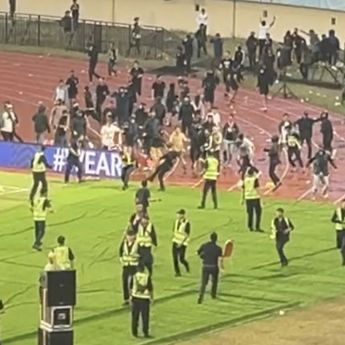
left=1, top=51, right=345, bottom=203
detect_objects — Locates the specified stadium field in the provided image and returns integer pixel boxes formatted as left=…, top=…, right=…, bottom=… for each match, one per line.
left=0, top=171, right=344, bottom=345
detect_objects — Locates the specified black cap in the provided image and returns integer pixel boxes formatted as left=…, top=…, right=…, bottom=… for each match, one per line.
left=57, top=235, right=65, bottom=245
left=177, top=209, right=186, bottom=215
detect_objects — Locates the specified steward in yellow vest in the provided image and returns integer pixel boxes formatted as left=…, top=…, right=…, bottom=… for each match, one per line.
left=29, top=146, right=52, bottom=205
left=31, top=191, right=53, bottom=251
left=331, top=200, right=345, bottom=265
left=172, top=209, right=191, bottom=277
left=130, top=264, right=153, bottom=338
left=242, top=167, right=262, bottom=232
left=119, top=229, right=139, bottom=304
left=121, top=146, right=137, bottom=190
left=198, top=151, right=219, bottom=209
left=53, top=235, right=75, bottom=270
left=137, top=216, right=157, bottom=275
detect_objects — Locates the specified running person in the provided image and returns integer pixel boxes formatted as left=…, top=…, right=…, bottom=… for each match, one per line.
left=107, top=42, right=117, bottom=77
left=306, top=147, right=337, bottom=199
left=264, top=135, right=282, bottom=189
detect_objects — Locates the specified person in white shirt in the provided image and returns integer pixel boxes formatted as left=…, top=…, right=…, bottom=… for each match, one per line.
left=258, top=16, right=275, bottom=58
left=53, top=80, right=68, bottom=104
left=208, top=108, right=221, bottom=128
left=196, top=8, right=208, bottom=34
left=100, top=113, right=122, bottom=150
left=0, top=102, right=17, bottom=141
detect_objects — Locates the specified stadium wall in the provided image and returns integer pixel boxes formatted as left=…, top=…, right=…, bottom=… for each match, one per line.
left=1, top=0, right=345, bottom=42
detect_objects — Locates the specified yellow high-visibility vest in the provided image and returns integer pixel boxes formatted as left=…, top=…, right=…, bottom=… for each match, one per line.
left=172, top=219, right=189, bottom=246
left=123, top=153, right=134, bottom=166
left=335, top=208, right=345, bottom=231
left=33, top=197, right=49, bottom=221
left=54, top=246, right=71, bottom=270
left=137, top=223, right=153, bottom=247
left=121, top=240, right=139, bottom=266
left=32, top=152, right=46, bottom=173
left=287, top=135, right=300, bottom=149
left=204, top=157, right=219, bottom=181
left=132, top=271, right=151, bottom=299
left=244, top=176, right=259, bottom=200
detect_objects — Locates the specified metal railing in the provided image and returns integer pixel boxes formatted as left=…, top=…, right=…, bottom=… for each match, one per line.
left=0, top=12, right=167, bottom=59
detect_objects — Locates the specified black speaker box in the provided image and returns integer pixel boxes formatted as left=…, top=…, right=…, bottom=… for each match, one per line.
left=46, top=271, right=76, bottom=307
left=38, top=328, right=73, bottom=345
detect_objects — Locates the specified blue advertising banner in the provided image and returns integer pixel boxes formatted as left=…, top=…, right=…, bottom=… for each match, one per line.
left=0, top=141, right=123, bottom=178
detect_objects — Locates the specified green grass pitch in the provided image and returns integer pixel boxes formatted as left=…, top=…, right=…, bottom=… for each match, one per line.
left=0, top=171, right=344, bottom=345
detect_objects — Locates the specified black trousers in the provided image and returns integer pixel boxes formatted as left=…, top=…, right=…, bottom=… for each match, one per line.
left=200, top=179, right=217, bottom=208
left=34, top=220, right=45, bottom=246
left=287, top=147, right=303, bottom=168
left=148, top=163, right=171, bottom=191
left=131, top=297, right=150, bottom=336
left=121, top=165, right=135, bottom=189
left=248, top=50, right=256, bottom=68
left=64, top=160, right=83, bottom=183
left=29, top=172, right=48, bottom=203
left=336, top=230, right=345, bottom=264
left=172, top=243, right=189, bottom=275
left=198, top=266, right=219, bottom=302
left=258, top=39, right=265, bottom=58
left=88, top=61, right=100, bottom=82
left=108, top=60, right=116, bottom=76
left=301, top=137, right=312, bottom=159
left=138, top=249, right=153, bottom=276
left=322, top=136, right=333, bottom=152
left=245, top=198, right=262, bottom=231
left=269, top=161, right=280, bottom=185
left=122, top=265, right=137, bottom=301
left=127, top=39, right=141, bottom=56
left=1, top=131, right=13, bottom=141
left=276, top=235, right=289, bottom=265
left=197, top=41, right=207, bottom=58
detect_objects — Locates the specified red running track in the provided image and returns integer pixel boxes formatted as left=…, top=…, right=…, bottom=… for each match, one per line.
left=0, top=51, right=344, bottom=203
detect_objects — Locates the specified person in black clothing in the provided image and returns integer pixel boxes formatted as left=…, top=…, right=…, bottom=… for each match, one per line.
left=135, top=181, right=151, bottom=214
left=328, top=30, right=340, bottom=66
left=64, top=138, right=83, bottom=183
left=166, top=83, right=177, bottom=116
left=195, top=24, right=208, bottom=58
left=150, top=97, right=166, bottom=126
left=29, top=146, right=52, bottom=205
left=182, top=35, right=194, bottom=73
left=222, top=114, right=240, bottom=165
left=135, top=103, right=148, bottom=138
left=264, top=135, right=281, bottom=189
left=54, top=110, right=69, bottom=147
left=320, top=112, right=334, bottom=153
left=257, top=64, right=270, bottom=111
left=202, top=70, right=219, bottom=107
left=294, top=111, right=320, bottom=159
left=151, top=75, right=166, bottom=100
left=70, top=0, right=79, bottom=31
left=286, top=126, right=304, bottom=171
left=66, top=70, right=79, bottom=106
left=331, top=199, right=345, bottom=265
left=60, top=11, right=72, bottom=48
left=270, top=208, right=294, bottom=267
left=147, top=149, right=180, bottom=191
left=178, top=97, right=194, bottom=136
left=70, top=107, right=87, bottom=138
left=87, top=43, right=100, bottom=83
left=32, top=104, right=51, bottom=144
left=130, top=61, right=144, bottom=97
left=114, top=87, right=130, bottom=127
left=197, top=232, right=224, bottom=304
left=95, top=78, right=110, bottom=122
left=127, top=17, right=141, bottom=56
left=9, top=0, right=16, bottom=20
left=292, top=28, right=303, bottom=64
left=107, top=42, right=117, bottom=77
left=176, top=46, right=186, bottom=75
left=246, top=32, right=258, bottom=69
left=210, top=33, right=223, bottom=66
